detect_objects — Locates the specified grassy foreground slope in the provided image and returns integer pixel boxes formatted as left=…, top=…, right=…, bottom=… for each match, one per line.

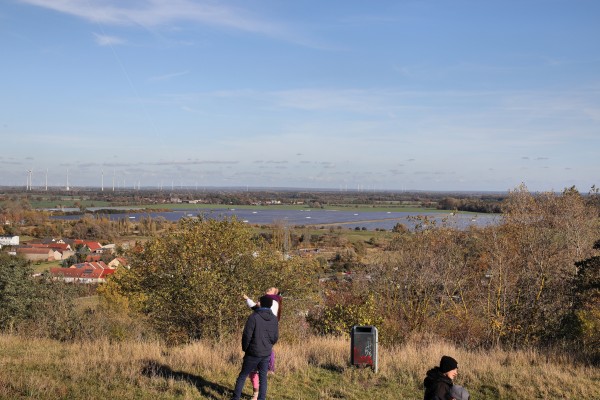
left=1, top=335, right=598, bottom=400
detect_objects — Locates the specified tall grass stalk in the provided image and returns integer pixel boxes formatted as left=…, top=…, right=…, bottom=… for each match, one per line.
left=1, top=334, right=599, bottom=399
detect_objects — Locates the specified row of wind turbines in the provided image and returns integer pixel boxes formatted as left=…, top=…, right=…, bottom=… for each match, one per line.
left=24, top=169, right=153, bottom=192
left=24, top=169, right=119, bottom=191
left=25, top=168, right=70, bottom=191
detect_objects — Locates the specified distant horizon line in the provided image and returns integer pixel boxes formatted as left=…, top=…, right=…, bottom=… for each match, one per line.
left=0, top=184, right=544, bottom=195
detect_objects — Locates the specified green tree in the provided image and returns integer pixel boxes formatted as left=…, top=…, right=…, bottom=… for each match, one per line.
left=0, top=254, right=81, bottom=340
left=307, top=284, right=382, bottom=337
left=103, top=217, right=318, bottom=344
left=0, top=254, right=37, bottom=332
left=569, top=240, right=600, bottom=361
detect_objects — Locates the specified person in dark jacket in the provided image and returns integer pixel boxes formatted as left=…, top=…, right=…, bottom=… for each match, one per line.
left=243, top=287, right=282, bottom=399
left=423, top=355, right=459, bottom=400
left=232, top=295, right=279, bottom=400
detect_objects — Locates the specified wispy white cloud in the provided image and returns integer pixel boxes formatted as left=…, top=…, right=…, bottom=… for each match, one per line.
left=19, top=0, right=291, bottom=40
left=93, top=32, right=125, bottom=46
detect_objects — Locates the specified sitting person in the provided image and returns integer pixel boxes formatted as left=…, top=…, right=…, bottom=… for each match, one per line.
left=423, top=355, right=459, bottom=400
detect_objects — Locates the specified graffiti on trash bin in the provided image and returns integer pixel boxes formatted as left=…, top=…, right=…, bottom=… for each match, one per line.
left=353, top=337, right=373, bottom=365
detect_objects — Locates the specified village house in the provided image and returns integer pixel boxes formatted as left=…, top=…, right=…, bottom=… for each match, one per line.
left=71, top=239, right=104, bottom=253
left=16, top=247, right=55, bottom=262
left=0, top=235, right=19, bottom=248
left=49, top=261, right=115, bottom=284
left=108, top=257, right=129, bottom=269
left=184, top=199, right=204, bottom=204
left=101, top=243, right=116, bottom=254
left=28, top=243, right=74, bottom=260
left=39, top=237, right=67, bottom=245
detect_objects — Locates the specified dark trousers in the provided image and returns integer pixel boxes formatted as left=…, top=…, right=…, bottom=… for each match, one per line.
left=232, top=354, right=270, bottom=400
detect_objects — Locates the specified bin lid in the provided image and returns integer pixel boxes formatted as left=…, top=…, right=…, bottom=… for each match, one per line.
left=353, top=325, right=376, bottom=333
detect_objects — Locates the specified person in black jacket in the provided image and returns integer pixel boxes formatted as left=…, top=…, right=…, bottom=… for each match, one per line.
left=231, top=295, right=279, bottom=400
left=423, top=355, right=459, bottom=400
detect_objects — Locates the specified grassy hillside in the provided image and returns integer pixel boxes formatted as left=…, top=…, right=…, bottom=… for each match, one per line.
left=1, top=334, right=598, bottom=400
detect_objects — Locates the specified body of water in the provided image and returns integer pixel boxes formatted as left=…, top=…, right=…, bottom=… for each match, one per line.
left=51, top=207, right=501, bottom=231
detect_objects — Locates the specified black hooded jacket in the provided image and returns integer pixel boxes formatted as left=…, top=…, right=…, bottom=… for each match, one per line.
left=241, top=308, right=279, bottom=357
left=423, top=367, right=453, bottom=400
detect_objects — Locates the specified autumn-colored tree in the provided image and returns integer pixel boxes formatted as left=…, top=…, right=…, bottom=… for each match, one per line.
left=68, top=215, right=117, bottom=241
left=366, top=225, right=483, bottom=344
left=476, top=185, right=599, bottom=347
left=359, top=184, right=599, bottom=349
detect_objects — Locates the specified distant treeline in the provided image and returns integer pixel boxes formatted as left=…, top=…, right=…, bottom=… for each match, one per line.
left=3, top=187, right=510, bottom=210
left=436, top=196, right=504, bottom=213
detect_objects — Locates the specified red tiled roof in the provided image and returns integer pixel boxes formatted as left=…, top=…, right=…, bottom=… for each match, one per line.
left=48, top=243, right=71, bottom=251
left=100, top=269, right=115, bottom=278
left=50, top=266, right=115, bottom=280
left=74, top=240, right=103, bottom=251
left=50, top=267, right=81, bottom=278
left=70, top=261, right=110, bottom=270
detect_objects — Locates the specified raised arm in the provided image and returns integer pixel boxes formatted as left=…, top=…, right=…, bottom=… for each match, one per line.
left=243, top=293, right=257, bottom=308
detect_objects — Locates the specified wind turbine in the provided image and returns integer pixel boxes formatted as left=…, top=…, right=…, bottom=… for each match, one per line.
left=66, top=168, right=70, bottom=191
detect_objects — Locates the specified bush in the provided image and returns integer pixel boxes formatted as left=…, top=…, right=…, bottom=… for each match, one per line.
left=0, top=254, right=37, bottom=332
left=0, top=253, right=85, bottom=340
left=307, top=285, right=382, bottom=337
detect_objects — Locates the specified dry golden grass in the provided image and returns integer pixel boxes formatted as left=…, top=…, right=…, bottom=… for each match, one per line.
left=1, top=333, right=599, bottom=399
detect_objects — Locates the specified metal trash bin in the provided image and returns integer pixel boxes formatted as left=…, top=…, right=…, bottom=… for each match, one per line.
left=350, top=325, right=378, bottom=372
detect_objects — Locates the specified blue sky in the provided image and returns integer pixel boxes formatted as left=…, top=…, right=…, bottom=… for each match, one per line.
left=1, top=0, right=599, bottom=191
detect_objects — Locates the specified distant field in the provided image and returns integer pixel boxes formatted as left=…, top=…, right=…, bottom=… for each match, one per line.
left=24, top=199, right=112, bottom=209
left=2, top=194, right=461, bottom=214
left=3, top=198, right=447, bottom=213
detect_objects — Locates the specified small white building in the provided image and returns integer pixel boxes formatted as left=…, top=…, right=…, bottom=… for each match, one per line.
left=0, top=235, right=19, bottom=248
